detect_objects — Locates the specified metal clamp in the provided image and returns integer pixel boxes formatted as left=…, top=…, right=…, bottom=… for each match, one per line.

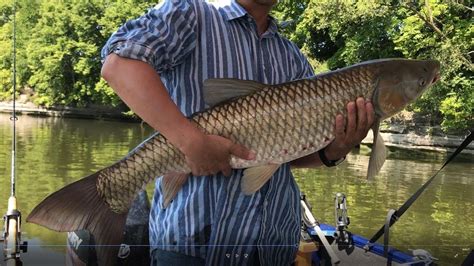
left=3, top=202, right=28, bottom=264
left=334, top=193, right=351, bottom=246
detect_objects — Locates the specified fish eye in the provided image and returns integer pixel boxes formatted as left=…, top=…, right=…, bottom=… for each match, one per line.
left=418, top=78, right=426, bottom=87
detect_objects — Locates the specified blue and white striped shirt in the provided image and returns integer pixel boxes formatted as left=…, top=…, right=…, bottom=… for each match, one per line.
left=102, top=0, right=314, bottom=265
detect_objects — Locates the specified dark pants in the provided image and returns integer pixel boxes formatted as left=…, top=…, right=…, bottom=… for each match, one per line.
left=151, top=249, right=205, bottom=266
left=151, top=249, right=260, bottom=266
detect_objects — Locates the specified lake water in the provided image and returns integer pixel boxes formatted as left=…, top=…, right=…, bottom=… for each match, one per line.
left=0, top=113, right=472, bottom=265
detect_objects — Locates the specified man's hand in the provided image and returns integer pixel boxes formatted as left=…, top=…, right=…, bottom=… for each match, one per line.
left=180, top=132, right=255, bottom=177
left=324, top=97, right=375, bottom=160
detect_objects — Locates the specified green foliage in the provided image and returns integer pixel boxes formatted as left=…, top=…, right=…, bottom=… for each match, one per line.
left=274, top=0, right=473, bottom=132
left=0, top=3, right=11, bottom=101
left=0, top=0, right=153, bottom=107
left=0, top=68, right=10, bottom=100
left=393, top=1, right=473, bottom=132
left=272, top=0, right=309, bottom=37
left=0, top=0, right=471, bottom=131
left=439, top=80, right=473, bottom=131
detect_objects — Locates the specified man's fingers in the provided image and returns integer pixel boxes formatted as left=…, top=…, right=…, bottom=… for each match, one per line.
left=345, top=101, right=356, bottom=139
left=356, top=97, right=367, bottom=133
left=191, top=168, right=205, bottom=177
left=230, top=143, right=256, bottom=160
left=335, top=114, right=345, bottom=140
left=221, top=165, right=232, bottom=177
left=366, top=101, right=375, bottom=130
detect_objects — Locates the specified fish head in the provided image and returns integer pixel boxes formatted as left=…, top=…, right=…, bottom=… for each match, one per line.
left=373, top=59, right=440, bottom=118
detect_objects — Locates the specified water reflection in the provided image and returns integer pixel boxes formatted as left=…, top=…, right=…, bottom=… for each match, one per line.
left=0, top=113, right=472, bottom=265
left=294, top=147, right=473, bottom=265
left=0, top=114, right=153, bottom=257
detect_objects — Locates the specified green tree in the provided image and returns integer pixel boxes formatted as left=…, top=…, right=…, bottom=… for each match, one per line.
left=0, top=0, right=13, bottom=100
left=0, top=0, right=471, bottom=132
left=274, top=0, right=473, bottom=132
left=0, top=0, right=153, bottom=106
left=393, top=1, right=473, bottom=132
left=95, top=0, right=154, bottom=106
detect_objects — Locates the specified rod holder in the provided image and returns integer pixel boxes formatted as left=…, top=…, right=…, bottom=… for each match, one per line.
left=3, top=196, right=27, bottom=265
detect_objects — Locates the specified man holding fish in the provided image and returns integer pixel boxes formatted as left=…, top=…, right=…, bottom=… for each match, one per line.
left=28, top=0, right=440, bottom=265
left=100, top=0, right=373, bottom=265
left=102, top=0, right=374, bottom=265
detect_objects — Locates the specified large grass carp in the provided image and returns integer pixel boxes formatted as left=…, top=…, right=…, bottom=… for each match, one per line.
left=27, top=58, right=440, bottom=265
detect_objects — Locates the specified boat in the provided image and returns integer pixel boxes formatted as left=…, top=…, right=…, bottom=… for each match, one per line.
left=62, top=191, right=437, bottom=266
left=295, top=194, right=436, bottom=266
left=296, top=223, right=434, bottom=265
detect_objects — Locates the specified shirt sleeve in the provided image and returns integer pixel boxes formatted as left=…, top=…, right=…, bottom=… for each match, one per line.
left=296, top=49, right=315, bottom=79
left=300, top=56, right=315, bottom=78
left=101, top=0, right=198, bottom=73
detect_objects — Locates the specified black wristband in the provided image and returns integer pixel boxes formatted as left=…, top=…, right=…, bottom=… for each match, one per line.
left=318, top=148, right=345, bottom=167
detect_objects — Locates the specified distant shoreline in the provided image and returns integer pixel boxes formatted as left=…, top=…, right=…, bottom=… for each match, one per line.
left=1, top=101, right=472, bottom=155
left=0, top=101, right=135, bottom=121
left=361, top=131, right=473, bottom=155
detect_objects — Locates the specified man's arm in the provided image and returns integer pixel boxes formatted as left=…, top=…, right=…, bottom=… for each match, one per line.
left=291, top=97, right=374, bottom=168
left=101, top=54, right=254, bottom=176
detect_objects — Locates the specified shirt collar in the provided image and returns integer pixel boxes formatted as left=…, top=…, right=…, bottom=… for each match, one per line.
left=220, top=0, right=279, bottom=36
left=220, top=0, right=247, bottom=21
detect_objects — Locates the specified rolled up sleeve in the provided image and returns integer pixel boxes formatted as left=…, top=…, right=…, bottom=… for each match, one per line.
left=101, top=0, right=198, bottom=73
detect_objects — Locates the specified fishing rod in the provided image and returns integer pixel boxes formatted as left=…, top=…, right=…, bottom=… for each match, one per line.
left=2, top=1, right=27, bottom=264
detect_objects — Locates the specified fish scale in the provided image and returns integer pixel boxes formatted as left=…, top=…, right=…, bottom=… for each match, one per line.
left=96, top=64, right=378, bottom=213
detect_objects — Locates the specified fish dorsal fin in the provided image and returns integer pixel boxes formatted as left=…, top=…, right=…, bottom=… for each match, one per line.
left=203, top=78, right=266, bottom=107
left=241, top=164, right=280, bottom=195
left=161, top=173, right=189, bottom=208
left=367, top=119, right=386, bottom=180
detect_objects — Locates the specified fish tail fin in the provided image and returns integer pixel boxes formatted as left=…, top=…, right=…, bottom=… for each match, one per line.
left=27, top=172, right=127, bottom=266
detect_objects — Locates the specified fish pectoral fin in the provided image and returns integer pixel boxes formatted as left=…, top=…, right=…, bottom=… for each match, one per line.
left=241, top=164, right=280, bottom=195
left=367, top=119, right=386, bottom=180
left=203, top=78, right=267, bottom=107
left=161, top=173, right=189, bottom=208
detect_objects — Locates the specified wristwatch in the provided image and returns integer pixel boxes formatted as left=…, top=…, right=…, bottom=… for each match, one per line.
left=318, top=147, right=346, bottom=167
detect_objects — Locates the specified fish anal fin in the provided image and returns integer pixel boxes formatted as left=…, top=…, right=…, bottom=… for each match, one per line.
left=27, top=173, right=127, bottom=266
left=203, top=78, right=266, bottom=107
left=367, top=119, right=386, bottom=180
left=161, top=173, right=189, bottom=208
left=241, top=164, right=280, bottom=195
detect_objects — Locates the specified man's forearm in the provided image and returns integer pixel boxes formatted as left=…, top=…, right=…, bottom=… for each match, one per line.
left=101, top=53, right=201, bottom=151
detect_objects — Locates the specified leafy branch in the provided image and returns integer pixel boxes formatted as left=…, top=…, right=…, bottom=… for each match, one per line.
left=403, top=0, right=473, bottom=71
